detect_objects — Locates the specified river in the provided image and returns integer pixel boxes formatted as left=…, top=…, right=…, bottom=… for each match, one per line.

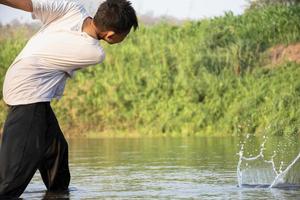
left=21, top=136, right=300, bottom=199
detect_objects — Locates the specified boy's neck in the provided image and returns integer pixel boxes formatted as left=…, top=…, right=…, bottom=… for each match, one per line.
left=82, top=17, right=101, bottom=40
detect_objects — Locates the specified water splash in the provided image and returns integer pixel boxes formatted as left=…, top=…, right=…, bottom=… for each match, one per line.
left=270, top=152, right=300, bottom=188
left=237, top=134, right=300, bottom=189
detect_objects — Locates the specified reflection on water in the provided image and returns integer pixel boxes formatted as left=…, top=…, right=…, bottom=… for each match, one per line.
left=21, top=136, right=300, bottom=199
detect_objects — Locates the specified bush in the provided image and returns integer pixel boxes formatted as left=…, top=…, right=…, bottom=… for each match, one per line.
left=1, top=5, right=300, bottom=136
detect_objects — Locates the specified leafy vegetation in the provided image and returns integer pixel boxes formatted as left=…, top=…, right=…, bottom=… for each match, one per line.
left=1, top=5, right=300, bottom=137
left=247, top=0, right=300, bottom=9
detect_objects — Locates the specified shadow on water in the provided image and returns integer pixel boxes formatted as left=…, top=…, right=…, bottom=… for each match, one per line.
left=42, top=190, right=70, bottom=199
left=22, top=188, right=72, bottom=200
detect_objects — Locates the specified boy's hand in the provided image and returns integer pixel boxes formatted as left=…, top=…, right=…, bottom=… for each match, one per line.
left=0, top=0, right=33, bottom=12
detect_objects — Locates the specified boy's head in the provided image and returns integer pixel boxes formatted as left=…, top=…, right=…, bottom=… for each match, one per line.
left=93, top=0, right=138, bottom=44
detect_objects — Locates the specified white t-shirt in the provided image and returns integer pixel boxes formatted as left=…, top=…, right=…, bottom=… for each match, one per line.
left=3, top=0, right=105, bottom=106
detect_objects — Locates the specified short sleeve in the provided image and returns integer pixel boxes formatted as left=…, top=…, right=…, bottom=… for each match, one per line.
left=31, top=0, right=81, bottom=25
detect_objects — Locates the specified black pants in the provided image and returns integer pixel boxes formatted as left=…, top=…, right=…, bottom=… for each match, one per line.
left=0, top=102, right=70, bottom=198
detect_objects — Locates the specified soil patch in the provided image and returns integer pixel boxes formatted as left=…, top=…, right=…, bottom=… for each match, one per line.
left=266, top=43, right=300, bottom=67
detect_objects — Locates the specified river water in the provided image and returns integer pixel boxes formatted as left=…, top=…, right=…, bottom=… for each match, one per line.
left=21, top=136, right=300, bottom=199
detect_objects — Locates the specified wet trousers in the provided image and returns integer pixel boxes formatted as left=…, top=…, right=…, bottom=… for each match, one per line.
left=0, top=102, right=70, bottom=198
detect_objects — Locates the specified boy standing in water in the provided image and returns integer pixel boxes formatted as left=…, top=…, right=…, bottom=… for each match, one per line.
left=0, top=0, right=138, bottom=198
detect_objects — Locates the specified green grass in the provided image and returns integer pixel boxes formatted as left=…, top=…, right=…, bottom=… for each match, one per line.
left=1, top=5, right=300, bottom=137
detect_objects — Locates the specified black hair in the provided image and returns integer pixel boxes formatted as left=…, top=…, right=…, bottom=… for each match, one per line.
left=93, top=0, right=138, bottom=34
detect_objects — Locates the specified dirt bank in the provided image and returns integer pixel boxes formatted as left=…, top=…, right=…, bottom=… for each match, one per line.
left=266, top=43, right=300, bottom=67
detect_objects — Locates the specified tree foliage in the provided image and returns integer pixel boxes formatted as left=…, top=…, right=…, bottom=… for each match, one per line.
left=247, top=0, right=300, bottom=9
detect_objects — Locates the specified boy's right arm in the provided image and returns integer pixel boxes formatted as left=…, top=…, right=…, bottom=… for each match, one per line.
left=0, top=0, right=33, bottom=12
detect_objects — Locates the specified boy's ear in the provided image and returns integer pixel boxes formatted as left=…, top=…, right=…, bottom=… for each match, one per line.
left=105, top=31, right=116, bottom=41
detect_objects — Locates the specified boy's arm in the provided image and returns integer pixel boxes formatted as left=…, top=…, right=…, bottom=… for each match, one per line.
left=0, top=0, right=33, bottom=12
left=1, top=0, right=81, bottom=25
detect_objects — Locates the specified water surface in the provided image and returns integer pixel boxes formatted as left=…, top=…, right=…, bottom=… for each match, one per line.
left=22, top=136, right=300, bottom=199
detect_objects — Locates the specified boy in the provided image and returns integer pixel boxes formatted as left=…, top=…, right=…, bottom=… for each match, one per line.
left=0, top=0, right=138, bottom=198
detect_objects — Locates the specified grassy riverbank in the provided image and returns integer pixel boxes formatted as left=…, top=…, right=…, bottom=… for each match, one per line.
left=1, top=5, right=300, bottom=137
